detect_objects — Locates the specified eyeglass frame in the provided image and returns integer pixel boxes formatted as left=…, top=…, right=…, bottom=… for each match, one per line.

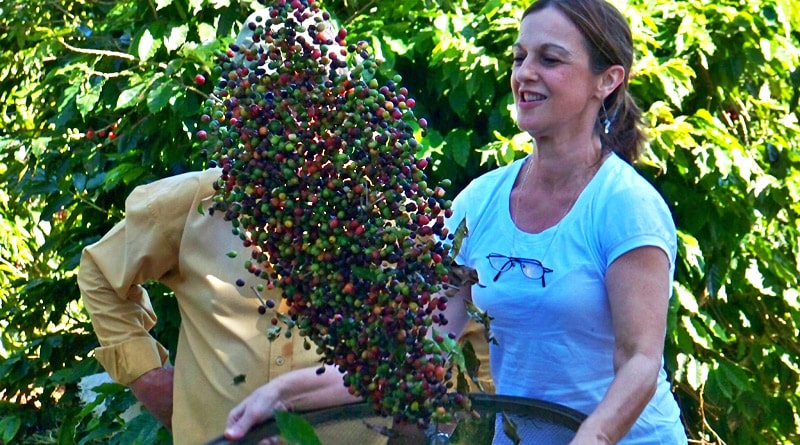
left=486, top=253, right=554, bottom=287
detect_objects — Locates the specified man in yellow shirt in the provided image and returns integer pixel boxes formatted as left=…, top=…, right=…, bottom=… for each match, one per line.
left=78, top=168, right=357, bottom=444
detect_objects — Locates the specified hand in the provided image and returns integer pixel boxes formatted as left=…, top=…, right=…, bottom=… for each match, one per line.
left=129, top=365, right=174, bottom=431
left=569, top=420, right=614, bottom=445
left=569, top=434, right=613, bottom=445
left=224, top=383, right=290, bottom=440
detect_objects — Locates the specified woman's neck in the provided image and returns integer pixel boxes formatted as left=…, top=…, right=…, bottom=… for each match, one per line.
left=526, top=135, right=604, bottom=193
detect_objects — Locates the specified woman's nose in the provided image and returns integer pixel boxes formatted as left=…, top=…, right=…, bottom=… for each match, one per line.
left=514, top=56, right=538, bottom=82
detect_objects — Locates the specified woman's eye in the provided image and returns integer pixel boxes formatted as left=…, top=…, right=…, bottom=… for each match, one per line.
left=541, top=56, right=560, bottom=65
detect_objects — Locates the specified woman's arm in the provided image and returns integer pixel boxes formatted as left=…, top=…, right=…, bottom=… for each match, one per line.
left=570, top=246, right=672, bottom=444
left=438, top=270, right=475, bottom=340
left=224, top=365, right=360, bottom=440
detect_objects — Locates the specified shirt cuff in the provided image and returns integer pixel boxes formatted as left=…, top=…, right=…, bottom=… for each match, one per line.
left=94, top=337, right=169, bottom=385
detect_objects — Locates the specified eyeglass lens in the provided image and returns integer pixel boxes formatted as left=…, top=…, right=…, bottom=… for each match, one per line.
left=487, top=253, right=550, bottom=286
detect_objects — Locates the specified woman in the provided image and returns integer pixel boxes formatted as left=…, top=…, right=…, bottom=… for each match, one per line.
left=225, top=0, right=687, bottom=442
left=442, top=0, right=687, bottom=443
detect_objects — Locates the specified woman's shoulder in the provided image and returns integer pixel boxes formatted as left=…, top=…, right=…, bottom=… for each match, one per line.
left=591, top=155, right=676, bottom=257
left=597, top=154, right=668, bottom=204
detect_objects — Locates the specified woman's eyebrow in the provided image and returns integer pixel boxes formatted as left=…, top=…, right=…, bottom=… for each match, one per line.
left=511, top=42, right=572, bottom=57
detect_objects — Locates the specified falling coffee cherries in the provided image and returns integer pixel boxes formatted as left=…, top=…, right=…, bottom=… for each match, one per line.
left=195, top=0, right=467, bottom=428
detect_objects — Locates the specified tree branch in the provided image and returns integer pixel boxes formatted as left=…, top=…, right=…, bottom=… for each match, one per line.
left=57, top=37, right=136, bottom=61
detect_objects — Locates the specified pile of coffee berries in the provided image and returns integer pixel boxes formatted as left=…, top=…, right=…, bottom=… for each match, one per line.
left=195, top=0, right=469, bottom=428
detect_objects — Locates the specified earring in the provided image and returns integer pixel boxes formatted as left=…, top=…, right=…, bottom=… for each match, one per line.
left=601, top=102, right=611, bottom=134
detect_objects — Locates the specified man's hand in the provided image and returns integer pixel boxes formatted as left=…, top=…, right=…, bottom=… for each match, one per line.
left=129, top=365, right=174, bottom=431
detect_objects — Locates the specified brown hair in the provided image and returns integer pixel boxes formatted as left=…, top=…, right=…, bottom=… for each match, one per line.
left=522, top=0, right=645, bottom=164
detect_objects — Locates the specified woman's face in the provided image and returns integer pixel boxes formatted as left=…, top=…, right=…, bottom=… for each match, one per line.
left=511, top=7, right=604, bottom=140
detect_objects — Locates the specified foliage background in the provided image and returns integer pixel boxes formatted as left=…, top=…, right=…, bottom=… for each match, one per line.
left=1, top=0, right=799, bottom=443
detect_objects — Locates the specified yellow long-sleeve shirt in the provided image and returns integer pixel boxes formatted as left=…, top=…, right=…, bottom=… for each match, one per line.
left=77, top=168, right=319, bottom=444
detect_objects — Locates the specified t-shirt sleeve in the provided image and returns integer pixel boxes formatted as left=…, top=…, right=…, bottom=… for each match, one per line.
left=599, top=182, right=677, bottom=270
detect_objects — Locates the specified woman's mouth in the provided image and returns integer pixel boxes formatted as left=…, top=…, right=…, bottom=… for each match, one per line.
left=520, top=92, right=546, bottom=102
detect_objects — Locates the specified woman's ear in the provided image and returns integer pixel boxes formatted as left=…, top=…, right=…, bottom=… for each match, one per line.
left=598, top=65, right=625, bottom=100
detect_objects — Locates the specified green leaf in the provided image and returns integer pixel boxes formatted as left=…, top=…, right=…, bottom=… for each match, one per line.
left=115, top=413, right=164, bottom=445
left=274, top=410, right=322, bottom=445
left=137, top=28, right=163, bottom=61
left=58, top=83, right=80, bottom=115
left=56, top=413, right=77, bottom=445
left=76, top=81, right=105, bottom=118
left=718, top=361, right=750, bottom=393
left=146, top=79, right=183, bottom=114
left=447, top=83, right=470, bottom=116
left=188, top=0, right=205, bottom=15
left=433, top=327, right=465, bottom=370
left=164, top=24, right=189, bottom=52
left=771, top=396, right=796, bottom=436
left=155, top=0, right=174, bottom=11
left=351, top=265, right=378, bottom=280
left=116, top=83, right=148, bottom=110
left=232, top=374, right=246, bottom=385
left=450, top=217, right=468, bottom=258
left=0, top=416, right=21, bottom=443
left=103, top=164, right=148, bottom=190
left=72, top=173, right=87, bottom=192
left=384, top=36, right=410, bottom=56
left=86, top=172, right=107, bottom=190
left=460, top=339, right=485, bottom=391
left=501, top=412, right=521, bottom=444
left=445, top=129, right=472, bottom=167
left=30, top=137, right=53, bottom=157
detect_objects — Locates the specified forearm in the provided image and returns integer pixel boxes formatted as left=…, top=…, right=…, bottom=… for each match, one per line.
left=272, top=365, right=360, bottom=412
left=225, top=365, right=360, bottom=440
left=129, top=365, right=175, bottom=430
left=575, top=353, right=662, bottom=444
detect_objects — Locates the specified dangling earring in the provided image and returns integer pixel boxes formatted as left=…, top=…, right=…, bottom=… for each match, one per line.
left=601, top=102, right=611, bottom=134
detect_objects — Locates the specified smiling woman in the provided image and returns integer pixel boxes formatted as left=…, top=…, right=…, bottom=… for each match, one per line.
left=439, top=0, right=688, bottom=443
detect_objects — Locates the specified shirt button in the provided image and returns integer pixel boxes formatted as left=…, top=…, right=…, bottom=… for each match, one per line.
left=275, top=356, right=285, bottom=366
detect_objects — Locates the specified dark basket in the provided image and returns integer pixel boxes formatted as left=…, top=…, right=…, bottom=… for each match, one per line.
left=207, top=393, right=586, bottom=444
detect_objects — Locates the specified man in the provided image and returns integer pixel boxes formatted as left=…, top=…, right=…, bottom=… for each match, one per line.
left=78, top=166, right=357, bottom=444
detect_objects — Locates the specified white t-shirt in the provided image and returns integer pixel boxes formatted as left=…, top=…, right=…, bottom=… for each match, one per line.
left=448, top=153, right=687, bottom=443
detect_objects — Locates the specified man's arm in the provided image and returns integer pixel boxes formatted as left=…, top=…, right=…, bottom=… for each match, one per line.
left=224, top=365, right=360, bottom=440
left=129, top=366, right=175, bottom=431
left=77, top=172, right=206, bottom=427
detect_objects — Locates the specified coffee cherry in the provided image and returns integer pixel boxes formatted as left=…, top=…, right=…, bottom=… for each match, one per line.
left=195, top=0, right=469, bottom=428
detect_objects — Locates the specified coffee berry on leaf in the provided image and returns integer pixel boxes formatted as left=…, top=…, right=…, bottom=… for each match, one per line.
left=194, top=0, right=474, bottom=428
